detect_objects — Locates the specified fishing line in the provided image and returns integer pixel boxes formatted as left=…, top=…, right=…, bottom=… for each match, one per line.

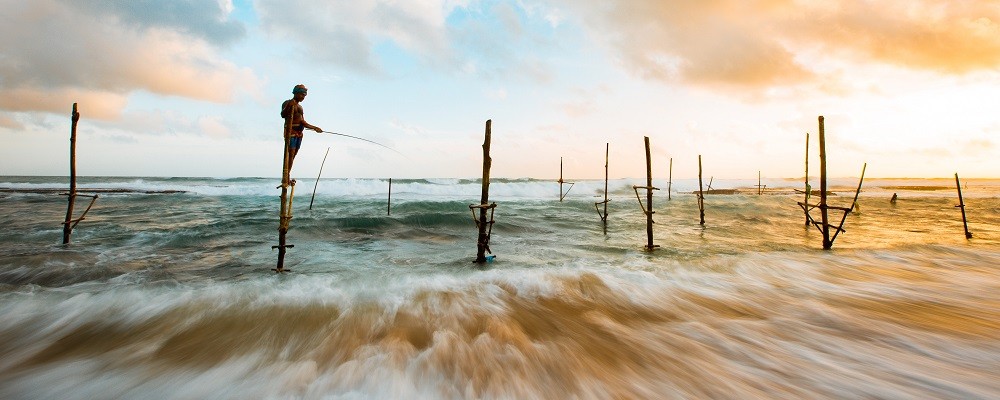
left=320, top=131, right=409, bottom=159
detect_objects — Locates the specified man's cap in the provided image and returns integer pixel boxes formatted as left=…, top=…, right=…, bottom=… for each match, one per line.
left=292, top=84, right=308, bottom=94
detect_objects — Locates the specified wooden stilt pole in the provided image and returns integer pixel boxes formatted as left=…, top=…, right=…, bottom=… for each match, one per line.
left=668, top=157, right=673, bottom=200
left=698, top=155, right=705, bottom=225
left=630, top=138, right=658, bottom=249
left=274, top=101, right=296, bottom=272
left=757, top=171, right=763, bottom=195
left=472, top=120, right=496, bottom=263
left=643, top=137, right=655, bottom=250
left=387, top=178, right=392, bottom=216
left=558, top=156, right=574, bottom=201
left=804, top=132, right=811, bottom=226
left=955, top=173, right=973, bottom=239
left=819, top=116, right=831, bottom=250
left=829, top=163, right=866, bottom=244
left=594, top=143, right=610, bottom=224
left=797, top=119, right=861, bottom=250
left=559, top=157, right=564, bottom=202
left=62, top=103, right=81, bottom=244
left=308, top=147, right=330, bottom=210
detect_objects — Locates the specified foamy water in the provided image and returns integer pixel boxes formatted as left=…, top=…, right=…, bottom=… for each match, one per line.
left=1, top=176, right=998, bottom=399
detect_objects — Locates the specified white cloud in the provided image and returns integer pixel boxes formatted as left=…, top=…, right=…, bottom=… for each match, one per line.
left=0, top=0, right=260, bottom=122
left=255, top=0, right=459, bottom=74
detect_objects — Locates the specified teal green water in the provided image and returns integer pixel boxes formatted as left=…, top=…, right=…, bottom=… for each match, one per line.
left=1, top=176, right=998, bottom=399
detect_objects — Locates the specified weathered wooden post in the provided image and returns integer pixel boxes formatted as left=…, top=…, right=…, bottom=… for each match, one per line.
left=558, top=157, right=574, bottom=201
left=818, top=117, right=831, bottom=249
left=594, top=143, right=610, bottom=224
left=631, top=137, right=658, bottom=250
left=829, top=163, right=866, bottom=245
left=559, top=157, right=564, bottom=202
left=471, top=120, right=497, bottom=263
left=955, top=173, right=973, bottom=239
left=387, top=178, right=392, bottom=216
left=697, top=155, right=705, bottom=225
left=668, top=157, right=673, bottom=200
left=804, top=132, right=811, bottom=226
left=62, top=104, right=80, bottom=244
left=308, top=147, right=330, bottom=210
left=61, top=103, right=99, bottom=245
left=757, top=171, right=764, bottom=195
left=798, top=118, right=864, bottom=250
left=273, top=102, right=296, bottom=272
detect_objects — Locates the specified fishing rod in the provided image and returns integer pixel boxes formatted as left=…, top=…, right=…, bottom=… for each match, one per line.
left=319, top=131, right=408, bottom=159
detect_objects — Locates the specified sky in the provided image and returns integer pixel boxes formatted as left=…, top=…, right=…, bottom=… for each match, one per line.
left=1, top=0, right=999, bottom=179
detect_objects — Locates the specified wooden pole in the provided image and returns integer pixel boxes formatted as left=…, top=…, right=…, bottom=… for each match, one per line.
left=668, top=157, right=673, bottom=200
left=559, top=157, right=564, bottom=202
left=758, top=171, right=762, bottom=195
left=830, top=163, right=866, bottom=244
left=819, top=116, right=831, bottom=250
left=308, top=147, right=330, bottom=210
left=698, top=155, right=705, bottom=225
left=603, top=144, right=609, bottom=220
left=474, top=120, right=494, bottom=263
left=955, top=173, right=973, bottom=239
left=804, top=132, right=811, bottom=226
left=274, top=100, right=295, bottom=272
left=644, top=137, right=655, bottom=250
left=387, top=178, right=392, bottom=216
left=62, top=103, right=80, bottom=244
left=594, top=143, right=610, bottom=230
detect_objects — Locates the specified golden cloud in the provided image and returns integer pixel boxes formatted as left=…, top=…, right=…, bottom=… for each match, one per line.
left=0, top=0, right=259, bottom=120
left=548, top=0, right=1000, bottom=88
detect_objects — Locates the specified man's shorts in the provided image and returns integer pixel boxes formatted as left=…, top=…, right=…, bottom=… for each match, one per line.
left=289, top=136, right=302, bottom=150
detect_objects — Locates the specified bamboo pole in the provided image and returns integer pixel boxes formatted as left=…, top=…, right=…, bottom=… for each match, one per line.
left=955, top=173, right=973, bottom=239
left=698, top=155, right=705, bottom=225
left=819, top=116, right=831, bottom=250
left=474, top=120, right=495, bottom=263
left=62, top=103, right=81, bottom=244
left=643, top=137, right=655, bottom=250
left=387, top=178, right=392, bottom=216
left=668, top=157, right=673, bottom=200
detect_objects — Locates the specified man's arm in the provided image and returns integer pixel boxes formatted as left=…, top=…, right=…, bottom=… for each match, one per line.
left=300, top=119, right=322, bottom=133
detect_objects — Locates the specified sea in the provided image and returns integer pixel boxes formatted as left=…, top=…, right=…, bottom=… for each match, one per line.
left=1, top=175, right=998, bottom=399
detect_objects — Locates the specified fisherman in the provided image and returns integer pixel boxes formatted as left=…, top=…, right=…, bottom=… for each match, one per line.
left=280, top=84, right=322, bottom=175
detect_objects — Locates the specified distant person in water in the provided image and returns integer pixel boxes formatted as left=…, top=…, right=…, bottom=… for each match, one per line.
left=281, top=84, right=322, bottom=177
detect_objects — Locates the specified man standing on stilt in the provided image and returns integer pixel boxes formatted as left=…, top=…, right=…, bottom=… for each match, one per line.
left=281, top=84, right=323, bottom=176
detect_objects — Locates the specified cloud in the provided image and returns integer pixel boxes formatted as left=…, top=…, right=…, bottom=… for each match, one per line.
left=792, top=2, right=1000, bottom=74
left=0, top=113, right=23, bottom=130
left=543, top=0, right=1000, bottom=90
left=0, top=0, right=258, bottom=121
left=255, top=0, right=559, bottom=83
left=64, top=0, right=246, bottom=46
left=255, top=0, right=460, bottom=74
left=198, top=115, right=233, bottom=139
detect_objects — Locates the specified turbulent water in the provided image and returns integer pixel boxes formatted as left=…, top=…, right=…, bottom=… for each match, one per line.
left=1, top=176, right=999, bottom=399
